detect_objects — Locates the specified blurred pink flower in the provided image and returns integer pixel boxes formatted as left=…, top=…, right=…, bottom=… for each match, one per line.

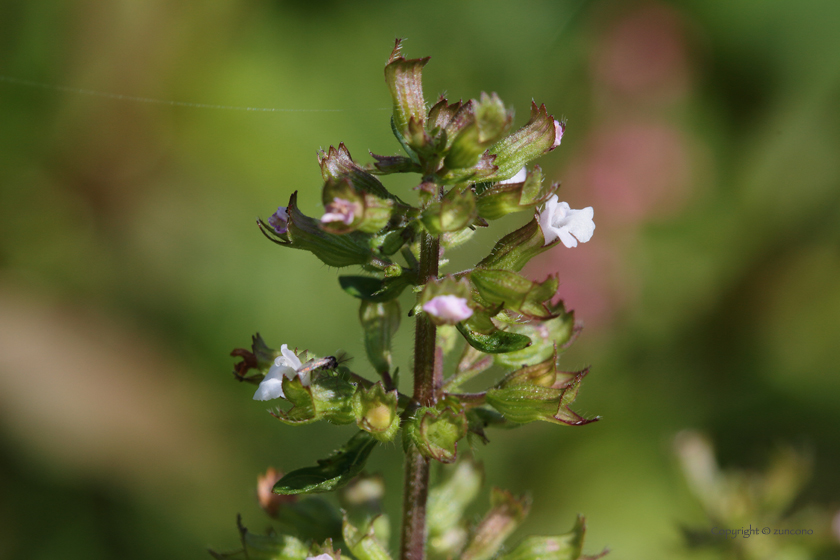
left=593, top=3, right=691, bottom=99
left=568, top=122, right=691, bottom=224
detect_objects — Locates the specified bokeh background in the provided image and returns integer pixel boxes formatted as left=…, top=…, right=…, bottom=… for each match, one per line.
left=2, top=1, right=840, bottom=558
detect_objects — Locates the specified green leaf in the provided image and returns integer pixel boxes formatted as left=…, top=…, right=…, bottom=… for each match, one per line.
left=339, top=274, right=414, bottom=302
left=456, top=312, right=532, bottom=354
left=274, top=498, right=344, bottom=544
left=273, top=432, right=377, bottom=495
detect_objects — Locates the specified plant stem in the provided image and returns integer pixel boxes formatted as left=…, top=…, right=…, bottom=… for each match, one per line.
left=400, top=230, right=440, bottom=560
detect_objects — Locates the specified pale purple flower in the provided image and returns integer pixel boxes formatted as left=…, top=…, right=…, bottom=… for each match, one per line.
left=321, top=197, right=356, bottom=225
left=423, top=295, right=473, bottom=323
left=538, top=194, right=595, bottom=248
left=306, top=555, right=335, bottom=560
left=253, top=344, right=310, bottom=401
left=498, top=166, right=527, bottom=185
left=552, top=119, right=565, bottom=149
left=268, top=206, right=289, bottom=235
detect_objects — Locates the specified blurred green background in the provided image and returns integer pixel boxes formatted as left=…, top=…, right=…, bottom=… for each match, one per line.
left=2, top=1, right=839, bottom=558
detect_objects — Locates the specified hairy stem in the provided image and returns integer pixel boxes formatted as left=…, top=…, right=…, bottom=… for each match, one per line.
left=400, top=230, right=440, bottom=560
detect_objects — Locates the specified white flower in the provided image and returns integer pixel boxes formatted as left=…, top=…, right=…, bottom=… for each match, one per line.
left=498, top=166, right=527, bottom=185
left=538, top=194, right=595, bottom=248
left=321, top=197, right=356, bottom=225
left=253, top=344, right=309, bottom=401
left=423, top=295, right=473, bottom=323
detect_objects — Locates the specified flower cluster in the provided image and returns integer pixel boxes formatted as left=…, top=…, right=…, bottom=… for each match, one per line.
left=219, top=40, right=605, bottom=560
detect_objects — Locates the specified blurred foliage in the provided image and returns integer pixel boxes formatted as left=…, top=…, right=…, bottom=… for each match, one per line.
left=1, top=1, right=839, bottom=559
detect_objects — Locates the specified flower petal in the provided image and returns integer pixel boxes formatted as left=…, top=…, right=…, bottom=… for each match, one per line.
left=253, top=376, right=286, bottom=400
left=280, top=344, right=302, bottom=370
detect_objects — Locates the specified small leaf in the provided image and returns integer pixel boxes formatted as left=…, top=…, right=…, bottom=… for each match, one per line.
left=339, top=274, right=414, bottom=302
left=456, top=312, right=531, bottom=354
left=273, top=432, right=377, bottom=495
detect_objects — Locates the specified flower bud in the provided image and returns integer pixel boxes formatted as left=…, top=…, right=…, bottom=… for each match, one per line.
left=259, top=192, right=382, bottom=268
left=352, top=382, right=399, bottom=442
left=476, top=216, right=554, bottom=272
left=445, top=92, right=512, bottom=170
left=268, top=206, right=290, bottom=235
left=484, top=102, right=559, bottom=182
left=384, top=39, right=429, bottom=140
left=420, top=277, right=474, bottom=326
left=420, top=185, right=477, bottom=234
left=403, top=407, right=467, bottom=463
